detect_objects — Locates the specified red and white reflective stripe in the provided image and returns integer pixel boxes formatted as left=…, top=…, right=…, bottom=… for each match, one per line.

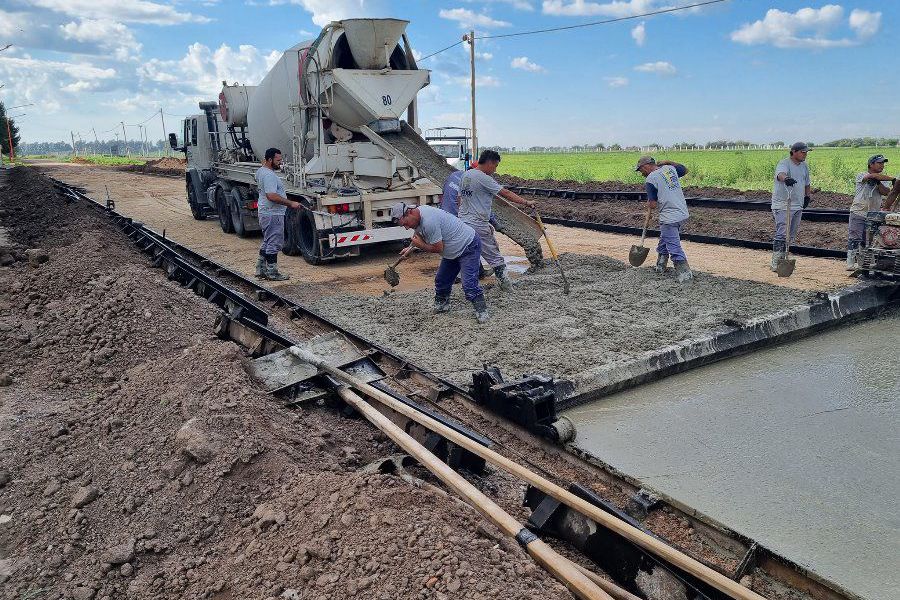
left=335, top=234, right=372, bottom=244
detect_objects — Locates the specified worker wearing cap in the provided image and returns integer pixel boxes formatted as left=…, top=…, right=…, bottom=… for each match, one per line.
left=391, top=202, right=490, bottom=323
left=458, top=150, right=535, bottom=292
left=635, top=156, right=693, bottom=283
left=848, top=155, right=894, bottom=269
left=770, top=142, right=812, bottom=271
left=255, top=148, right=301, bottom=280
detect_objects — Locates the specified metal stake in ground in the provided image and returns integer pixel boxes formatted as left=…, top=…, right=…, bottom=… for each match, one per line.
left=776, top=207, right=797, bottom=277
left=628, top=206, right=651, bottom=267
left=534, top=212, right=570, bottom=294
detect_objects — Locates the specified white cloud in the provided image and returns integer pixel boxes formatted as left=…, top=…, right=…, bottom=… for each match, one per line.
left=542, top=0, right=662, bottom=17
left=60, top=19, right=142, bottom=61
left=140, top=43, right=281, bottom=95
left=848, top=9, right=881, bottom=40
left=604, top=76, right=629, bottom=88
left=631, top=22, right=646, bottom=46
left=269, top=0, right=370, bottom=27
left=462, top=41, right=493, bottom=61
left=439, top=8, right=511, bottom=29
left=29, top=0, right=209, bottom=25
left=730, top=5, right=880, bottom=49
left=511, top=56, right=546, bottom=73
left=634, top=61, right=676, bottom=75
left=466, top=0, right=534, bottom=10
left=447, top=74, right=501, bottom=87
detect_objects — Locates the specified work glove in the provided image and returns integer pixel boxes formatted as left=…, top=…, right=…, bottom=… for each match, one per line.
left=865, top=177, right=879, bottom=187
left=803, top=195, right=811, bottom=209
left=784, top=177, right=797, bottom=186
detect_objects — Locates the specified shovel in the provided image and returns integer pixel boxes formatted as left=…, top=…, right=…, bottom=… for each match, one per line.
left=628, top=207, right=651, bottom=267
left=534, top=212, right=570, bottom=295
left=776, top=205, right=796, bottom=277
left=384, top=245, right=414, bottom=287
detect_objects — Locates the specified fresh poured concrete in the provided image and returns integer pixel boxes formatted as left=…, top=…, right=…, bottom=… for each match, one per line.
left=565, top=310, right=900, bottom=600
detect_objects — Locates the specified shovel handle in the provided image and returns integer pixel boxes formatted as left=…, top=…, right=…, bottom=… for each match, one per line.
left=534, top=214, right=560, bottom=261
left=391, top=244, right=415, bottom=268
left=640, top=207, right=651, bottom=245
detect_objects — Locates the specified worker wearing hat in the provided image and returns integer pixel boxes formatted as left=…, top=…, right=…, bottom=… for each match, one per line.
left=847, top=155, right=895, bottom=269
left=255, top=148, right=301, bottom=280
left=770, top=142, right=812, bottom=271
left=390, top=202, right=490, bottom=323
left=635, top=155, right=693, bottom=283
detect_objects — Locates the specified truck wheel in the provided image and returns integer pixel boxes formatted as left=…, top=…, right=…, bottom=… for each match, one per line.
left=216, top=186, right=234, bottom=234
left=229, top=190, right=250, bottom=238
left=297, top=209, right=325, bottom=265
left=187, top=181, right=205, bottom=220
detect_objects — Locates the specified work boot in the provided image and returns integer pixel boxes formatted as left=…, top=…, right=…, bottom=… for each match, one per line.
left=655, top=253, right=669, bottom=274
left=433, top=295, right=451, bottom=313
left=846, top=242, right=859, bottom=271
left=471, top=296, right=489, bottom=324
left=255, top=256, right=266, bottom=279
left=673, top=260, right=693, bottom=283
left=770, top=241, right=786, bottom=272
left=478, top=263, right=490, bottom=280
left=494, top=265, right=513, bottom=292
left=264, top=262, right=290, bottom=281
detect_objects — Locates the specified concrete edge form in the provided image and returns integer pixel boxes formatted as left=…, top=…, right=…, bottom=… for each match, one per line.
left=560, top=280, right=900, bottom=410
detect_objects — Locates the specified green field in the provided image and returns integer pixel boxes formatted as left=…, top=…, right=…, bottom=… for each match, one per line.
left=69, top=155, right=150, bottom=166
left=497, top=147, right=900, bottom=195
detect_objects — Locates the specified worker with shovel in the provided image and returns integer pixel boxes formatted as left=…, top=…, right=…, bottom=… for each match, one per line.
left=635, top=156, right=693, bottom=283
left=770, top=142, right=811, bottom=272
left=255, top=147, right=301, bottom=281
left=391, top=202, right=490, bottom=324
left=848, top=155, right=894, bottom=269
left=458, top=150, right=535, bottom=291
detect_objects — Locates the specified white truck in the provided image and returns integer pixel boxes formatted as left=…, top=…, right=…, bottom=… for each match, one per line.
left=425, top=127, right=472, bottom=171
left=170, top=18, right=442, bottom=264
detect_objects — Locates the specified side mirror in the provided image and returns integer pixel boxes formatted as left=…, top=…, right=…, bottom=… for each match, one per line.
left=168, top=133, right=178, bottom=149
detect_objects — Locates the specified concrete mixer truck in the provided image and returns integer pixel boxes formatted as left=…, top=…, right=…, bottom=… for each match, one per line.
left=169, top=18, right=446, bottom=264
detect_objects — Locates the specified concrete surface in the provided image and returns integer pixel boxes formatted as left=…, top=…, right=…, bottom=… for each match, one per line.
left=564, top=309, right=900, bottom=600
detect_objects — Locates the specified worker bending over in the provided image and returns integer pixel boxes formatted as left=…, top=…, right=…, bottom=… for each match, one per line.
left=770, top=142, right=812, bottom=271
left=848, top=155, right=894, bottom=269
left=391, top=202, right=490, bottom=324
left=255, top=148, right=301, bottom=281
left=635, top=156, right=693, bottom=283
left=458, top=150, right=535, bottom=291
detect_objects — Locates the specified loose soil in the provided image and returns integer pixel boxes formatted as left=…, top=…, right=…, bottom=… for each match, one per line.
left=307, top=253, right=815, bottom=391
left=0, top=166, right=574, bottom=600
left=121, top=157, right=186, bottom=177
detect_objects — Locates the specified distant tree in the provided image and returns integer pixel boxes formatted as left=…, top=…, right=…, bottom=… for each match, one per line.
left=0, top=102, right=21, bottom=157
left=609, top=143, right=622, bottom=151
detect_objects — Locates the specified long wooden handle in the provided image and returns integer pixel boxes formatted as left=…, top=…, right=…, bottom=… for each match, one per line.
left=291, top=348, right=767, bottom=600
left=640, top=208, right=651, bottom=246
left=390, top=245, right=415, bottom=268
left=571, top=562, right=642, bottom=600
left=534, top=214, right=560, bottom=261
left=783, top=208, right=791, bottom=259
left=336, top=386, right=611, bottom=600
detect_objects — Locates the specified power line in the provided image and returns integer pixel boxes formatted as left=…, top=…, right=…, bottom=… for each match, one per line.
left=479, top=0, right=729, bottom=39
left=418, top=40, right=464, bottom=62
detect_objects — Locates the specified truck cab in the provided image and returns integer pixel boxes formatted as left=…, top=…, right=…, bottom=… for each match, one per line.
left=425, top=127, right=471, bottom=171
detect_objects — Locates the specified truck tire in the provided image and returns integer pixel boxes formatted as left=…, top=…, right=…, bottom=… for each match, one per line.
left=216, top=186, right=234, bottom=234
left=187, top=180, right=206, bottom=220
left=229, top=189, right=250, bottom=238
left=282, top=206, right=302, bottom=257
left=296, top=209, right=325, bottom=265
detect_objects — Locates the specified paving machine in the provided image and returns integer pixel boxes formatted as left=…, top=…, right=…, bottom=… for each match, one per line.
left=858, top=210, right=900, bottom=279
left=170, top=18, right=443, bottom=264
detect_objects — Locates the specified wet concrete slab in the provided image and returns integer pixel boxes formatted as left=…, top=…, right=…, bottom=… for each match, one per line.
left=564, top=310, right=900, bottom=600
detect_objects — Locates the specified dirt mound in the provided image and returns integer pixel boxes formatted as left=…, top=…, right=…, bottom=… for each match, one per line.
left=120, top=157, right=185, bottom=177
left=0, top=166, right=571, bottom=600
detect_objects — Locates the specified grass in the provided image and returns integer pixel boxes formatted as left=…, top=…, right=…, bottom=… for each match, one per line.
left=497, top=147, right=900, bottom=195
left=67, top=155, right=150, bottom=166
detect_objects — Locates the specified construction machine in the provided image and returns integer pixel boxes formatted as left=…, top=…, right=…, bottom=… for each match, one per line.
left=424, top=127, right=472, bottom=171
left=170, top=18, right=444, bottom=264
left=857, top=210, right=900, bottom=279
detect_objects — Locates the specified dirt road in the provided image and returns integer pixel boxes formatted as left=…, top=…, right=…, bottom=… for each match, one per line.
left=34, top=162, right=850, bottom=292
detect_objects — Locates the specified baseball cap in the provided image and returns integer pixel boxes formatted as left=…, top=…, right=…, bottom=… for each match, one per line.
left=790, top=142, right=809, bottom=152
left=390, top=202, right=413, bottom=223
left=634, top=155, right=656, bottom=171
left=868, top=154, right=888, bottom=166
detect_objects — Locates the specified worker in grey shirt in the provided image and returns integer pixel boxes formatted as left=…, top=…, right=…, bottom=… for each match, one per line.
left=635, top=156, right=692, bottom=282
left=392, top=202, right=489, bottom=323
left=770, top=142, right=812, bottom=271
left=847, top=155, right=894, bottom=269
left=256, top=148, right=301, bottom=280
left=458, top=149, right=535, bottom=291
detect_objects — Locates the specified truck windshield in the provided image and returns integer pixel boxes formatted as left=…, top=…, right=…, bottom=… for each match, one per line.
left=430, top=143, right=460, bottom=158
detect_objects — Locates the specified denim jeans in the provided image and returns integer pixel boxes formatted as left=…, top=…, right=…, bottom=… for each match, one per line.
left=435, top=236, right=483, bottom=301
left=656, top=219, right=687, bottom=262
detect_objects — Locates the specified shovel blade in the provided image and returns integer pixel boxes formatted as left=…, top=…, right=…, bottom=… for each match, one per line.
left=383, top=265, right=400, bottom=287
left=628, top=245, right=650, bottom=267
left=775, top=258, right=796, bottom=278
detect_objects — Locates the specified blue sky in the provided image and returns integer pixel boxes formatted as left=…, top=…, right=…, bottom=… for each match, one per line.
left=0, top=1, right=894, bottom=147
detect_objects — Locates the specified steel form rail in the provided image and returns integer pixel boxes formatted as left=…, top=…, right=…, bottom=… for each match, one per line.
left=45, top=174, right=861, bottom=600
left=506, top=185, right=850, bottom=223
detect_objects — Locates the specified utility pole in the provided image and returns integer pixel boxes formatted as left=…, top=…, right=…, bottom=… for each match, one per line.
left=70, top=131, right=77, bottom=158
left=138, top=124, right=145, bottom=156
left=91, top=127, right=99, bottom=155
left=159, top=108, right=168, bottom=157
left=120, top=121, right=128, bottom=156
left=463, top=30, right=477, bottom=161
left=5, top=119, right=13, bottom=162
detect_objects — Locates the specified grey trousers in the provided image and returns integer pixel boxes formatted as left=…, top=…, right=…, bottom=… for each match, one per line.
left=468, top=221, right=505, bottom=268
left=259, top=213, right=285, bottom=256
left=772, top=209, right=802, bottom=243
